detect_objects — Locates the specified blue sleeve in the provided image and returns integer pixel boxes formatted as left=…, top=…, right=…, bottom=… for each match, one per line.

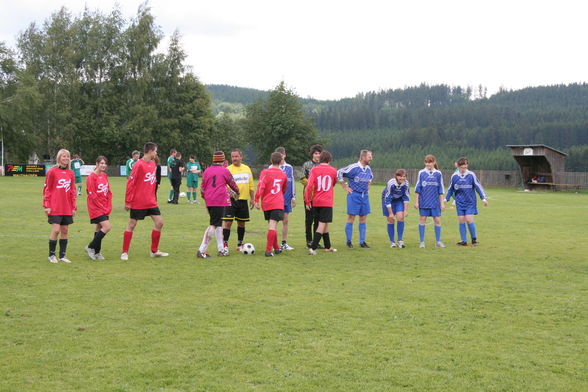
left=472, top=173, right=486, bottom=200
left=384, top=181, right=393, bottom=207
left=403, top=184, right=410, bottom=202
left=414, top=173, right=422, bottom=194
left=445, top=176, right=455, bottom=202
left=437, top=172, right=445, bottom=194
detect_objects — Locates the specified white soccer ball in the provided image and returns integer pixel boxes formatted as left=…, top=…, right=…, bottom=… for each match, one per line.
left=179, top=192, right=186, bottom=198
left=240, top=243, right=255, bottom=255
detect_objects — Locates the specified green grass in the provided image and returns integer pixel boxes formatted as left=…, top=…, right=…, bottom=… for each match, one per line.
left=1, top=177, right=586, bottom=391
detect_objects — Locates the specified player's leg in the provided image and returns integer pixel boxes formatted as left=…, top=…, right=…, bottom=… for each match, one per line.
left=358, top=214, right=369, bottom=247
left=222, top=219, right=233, bottom=248
left=186, top=186, right=193, bottom=202
left=418, top=213, right=428, bottom=247
left=48, top=222, right=61, bottom=262
left=465, top=214, right=478, bottom=245
left=457, top=214, right=468, bottom=245
left=94, top=220, right=111, bottom=258
left=395, top=210, right=406, bottom=248
left=310, top=220, right=326, bottom=252
left=149, top=214, right=167, bottom=256
left=122, top=218, right=138, bottom=258
left=58, top=224, right=70, bottom=261
left=433, top=215, right=444, bottom=247
left=304, top=206, right=314, bottom=247
left=237, top=220, right=246, bottom=250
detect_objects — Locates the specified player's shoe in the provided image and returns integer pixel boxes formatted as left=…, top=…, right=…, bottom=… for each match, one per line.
left=94, top=253, right=105, bottom=260
left=471, top=239, right=478, bottom=246
left=306, top=241, right=313, bottom=249
left=236, top=243, right=243, bottom=252
left=217, top=250, right=228, bottom=257
left=456, top=241, right=468, bottom=246
left=265, top=251, right=274, bottom=257
left=419, top=242, right=426, bottom=248
left=280, top=243, right=294, bottom=251
left=48, top=255, right=58, bottom=264
left=316, top=244, right=325, bottom=249
left=435, top=241, right=446, bottom=248
left=390, top=242, right=397, bottom=248
left=360, top=242, right=370, bottom=248
left=120, top=252, right=129, bottom=261
left=59, top=257, right=72, bottom=263
left=150, top=250, right=169, bottom=257
left=85, top=246, right=97, bottom=260
left=398, top=240, right=406, bottom=248
left=273, top=249, right=282, bottom=255
left=324, top=248, right=337, bottom=253
left=308, top=249, right=317, bottom=255
left=346, top=241, right=353, bottom=249
left=196, top=250, right=210, bottom=258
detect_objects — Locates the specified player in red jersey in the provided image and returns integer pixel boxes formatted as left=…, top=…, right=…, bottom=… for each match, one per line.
left=84, top=156, right=113, bottom=261
left=255, top=152, right=288, bottom=257
left=43, top=149, right=77, bottom=263
left=121, top=142, right=169, bottom=260
left=304, top=150, right=338, bottom=254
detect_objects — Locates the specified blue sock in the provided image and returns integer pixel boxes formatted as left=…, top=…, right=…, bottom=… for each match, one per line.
left=468, top=222, right=477, bottom=240
left=345, top=223, right=353, bottom=242
left=359, top=223, right=367, bottom=243
left=397, top=221, right=405, bottom=240
left=459, top=223, right=467, bottom=242
left=435, top=225, right=442, bottom=242
left=387, top=223, right=395, bottom=242
left=419, top=225, right=425, bottom=242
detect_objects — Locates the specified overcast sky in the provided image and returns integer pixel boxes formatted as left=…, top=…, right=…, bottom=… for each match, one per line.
left=1, top=0, right=586, bottom=100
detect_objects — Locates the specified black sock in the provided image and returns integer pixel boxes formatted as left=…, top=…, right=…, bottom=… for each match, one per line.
left=323, top=232, right=331, bottom=249
left=237, top=226, right=245, bottom=243
left=90, top=231, right=107, bottom=253
left=282, top=240, right=287, bottom=244
left=49, top=240, right=57, bottom=257
left=223, top=229, right=231, bottom=243
left=311, top=232, right=323, bottom=250
left=59, top=239, right=68, bottom=259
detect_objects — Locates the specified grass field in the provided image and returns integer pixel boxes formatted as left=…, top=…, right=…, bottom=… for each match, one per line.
left=1, top=176, right=586, bottom=391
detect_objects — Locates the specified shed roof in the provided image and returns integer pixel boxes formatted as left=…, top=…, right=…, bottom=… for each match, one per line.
left=506, top=144, right=568, bottom=156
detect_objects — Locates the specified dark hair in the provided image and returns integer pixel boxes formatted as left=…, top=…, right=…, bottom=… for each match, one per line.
left=456, top=157, right=468, bottom=166
left=176, top=152, right=182, bottom=158
left=170, top=148, right=177, bottom=155
left=189, top=155, right=195, bottom=160
left=310, top=144, right=323, bottom=156
left=319, top=150, right=332, bottom=163
left=231, top=148, right=243, bottom=157
left=95, top=155, right=108, bottom=165
left=275, top=147, right=286, bottom=155
left=424, top=154, right=439, bottom=170
left=395, top=168, right=407, bottom=177
left=145, top=142, right=158, bottom=153
left=270, top=152, right=282, bottom=165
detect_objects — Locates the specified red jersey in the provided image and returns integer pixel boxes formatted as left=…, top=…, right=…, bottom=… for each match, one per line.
left=43, top=166, right=77, bottom=215
left=255, top=167, right=287, bottom=211
left=125, top=158, right=158, bottom=209
left=86, top=172, right=113, bottom=219
left=304, top=164, right=337, bottom=207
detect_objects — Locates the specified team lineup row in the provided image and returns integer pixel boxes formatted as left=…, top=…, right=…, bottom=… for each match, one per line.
left=43, top=143, right=488, bottom=263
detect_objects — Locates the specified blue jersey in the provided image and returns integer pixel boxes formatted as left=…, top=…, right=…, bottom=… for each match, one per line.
left=382, top=178, right=410, bottom=207
left=337, top=162, right=373, bottom=194
left=445, top=170, right=486, bottom=210
left=414, top=168, right=444, bottom=209
left=278, top=163, right=296, bottom=203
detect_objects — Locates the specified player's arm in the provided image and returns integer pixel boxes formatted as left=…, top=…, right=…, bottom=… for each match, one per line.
left=248, top=168, right=255, bottom=208
left=445, top=177, right=455, bottom=203
left=124, top=169, right=137, bottom=210
left=42, top=170, right=53, bottom=215
left=473, top=173, right=488, bottom=206
left=438, top=173, right=446, bottom=211
left=337, top=166, right=352, bottom=194
left=69, top=172, right=77, bottom=216
left=304, top=171, right=316, bottom=209
left=254, top=172, right=265, bottom=209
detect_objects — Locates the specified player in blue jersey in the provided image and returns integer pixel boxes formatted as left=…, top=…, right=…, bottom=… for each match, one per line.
left=382, top=169, right=410, bottom=248
left=275, top=147, right=296, bottom=250
left=414, top=154, right=446, bottom=248
left=337, top=150, right=374, bottom=248
left=445, top=157, right=488, bottom=246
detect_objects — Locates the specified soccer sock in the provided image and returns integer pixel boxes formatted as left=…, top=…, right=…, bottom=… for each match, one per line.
left=49, top=239, right=57, bottom=257
left=359, top=223, right=367, bottom=243
left=467, top=222, right=477, bottom=240
left=77, top=185, right=82, bottom=194
left=168, top=189, right=174, bottom=201
left=266, top=230, right=277, bottom=252
left=459, top=223, right=467, bottom=242
left=89, top=231, right=107, bottom=253
left=311, top=232, right=323, bottom=250
left=192, top=192, right=197, bottom=201
left=435, top=225, right=442, bottom=243
left=214, top=227, right=224, bottom=252
left=151, top=229, right=161, bottom=253
left=237, top=226, right=245, bottom=243
left=187, top=192, right=191, bottom=201
left=199, top=227, right=213, bottom=253
left=345, top=222, right=353, bottom=242
left=397, top=221, right=405, bottom=241
left=323, top=232, right=332, bottom=249
left=419, top=224, right=426, bottom=242
left=387, top=223, right=395, bottom=242
left=122, top=231, right=133, bottom=253
left=223, top=228, right=231, bottom=243
left=282, top=240, right=287, bottom=245
left=58, top=239, right=68, bottom=259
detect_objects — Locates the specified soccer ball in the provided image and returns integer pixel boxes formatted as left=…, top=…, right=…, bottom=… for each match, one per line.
left=179, top=192, right=186, bottom=198
left=240, top=243, right=255, bottom=255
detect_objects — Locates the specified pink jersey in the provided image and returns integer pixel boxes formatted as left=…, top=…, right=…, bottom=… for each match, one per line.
left=125, top=158, right=158, bottom=209
left=201, top=165, right=240, bottom=207
left=86, top=172, right=113, bottom=219
left=255, top=167, right=287, bottom=211
left=43, top=166, right=77, bottom=215
left=304, top=164, right=337, bottom=207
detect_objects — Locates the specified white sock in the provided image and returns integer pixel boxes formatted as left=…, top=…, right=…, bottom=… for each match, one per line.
left=199, top=226, right=213, bottom=253
left=215, top=227, right=224, bottom=251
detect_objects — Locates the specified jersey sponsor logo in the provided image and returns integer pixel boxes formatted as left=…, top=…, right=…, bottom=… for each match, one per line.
left=97, top=183, right=109, bottom=195
left=232, top=173, right=250, bottom=184
left=421, top=181, right=439, bottom=187
left=454, top=184, right=473, bottom=189
left=56, top=178, right=72, bottom=192
left=145, top=171, right=156, bottom=185
left=353, top=176, right=372, bottom=183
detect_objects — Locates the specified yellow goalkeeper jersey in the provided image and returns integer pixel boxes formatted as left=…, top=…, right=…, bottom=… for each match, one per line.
left=227, top=163, right=254, bottom=200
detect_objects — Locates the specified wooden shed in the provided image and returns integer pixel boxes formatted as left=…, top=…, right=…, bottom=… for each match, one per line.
left=507, top=144, right=568, bottom=191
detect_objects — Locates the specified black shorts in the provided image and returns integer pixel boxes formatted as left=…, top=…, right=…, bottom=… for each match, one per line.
left=208, top=206, right=224, bottom=227
left=264, top=209, right=284, bottom=222
left=48, top=215, right=74, bottom=225
left=130, top=207, right=161, bottom=220
left=313, top=206, right=333, bottom=223
left=90, top=215, right=109, bottom=224
left=222, top=199, right=250, bottom=222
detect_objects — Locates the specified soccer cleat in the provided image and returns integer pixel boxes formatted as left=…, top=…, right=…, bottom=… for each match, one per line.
left=306, top=241, right=313, bottom=249
left=236, top=243, right=243, bottom=252
left=150, top=250, right=169, bottom=257
left=48, top=255, right=58, bottom=264
left=217, top=250, right=228, bottom=257
left=456, top=241, right=468, bottom=246
left=471, top=238, right=478, bottom=246
left=264, top=251, right=274, bottom=257
left=346, top=241, right=353, bottom=249
left=274, top=249, right=282, bottom=255
left=196, top=250, right=210, bottom=258
left=280, top=243, right=294, bottom=251
left=316, top=244, right=325, bottom=249
left=419, top=242, right=426, bottom=248
left=324, top=248, right=337, bottom=253
left=308, top=249, right=317, bottom=255
left=59, top=257, right=72, bottom=263
left=398, top=240, right=406, bottom=248
left=435, top=241, right=446, bottom=248
left=360, top=242, right=370, bottom=248
left=85, top=246, right=97, bottom=260
left=120, top=252, right=129, bottom=261
left=390, top=242, right=398, bottom=248
left=94, top=253, right=105, bottom=260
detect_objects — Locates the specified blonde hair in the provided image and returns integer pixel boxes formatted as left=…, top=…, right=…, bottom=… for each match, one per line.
left=56, top=149, right=71, bottom=169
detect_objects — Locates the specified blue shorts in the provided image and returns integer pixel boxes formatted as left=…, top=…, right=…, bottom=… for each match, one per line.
left=284, top=200, right=292, bottom=213
left=382, top=200, right=405, bottom=216
left=347, top=192, right=370, bottom=216
left=456, top=207, right=478, bottom=216
left=419, top=207, right=441, bottom=217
